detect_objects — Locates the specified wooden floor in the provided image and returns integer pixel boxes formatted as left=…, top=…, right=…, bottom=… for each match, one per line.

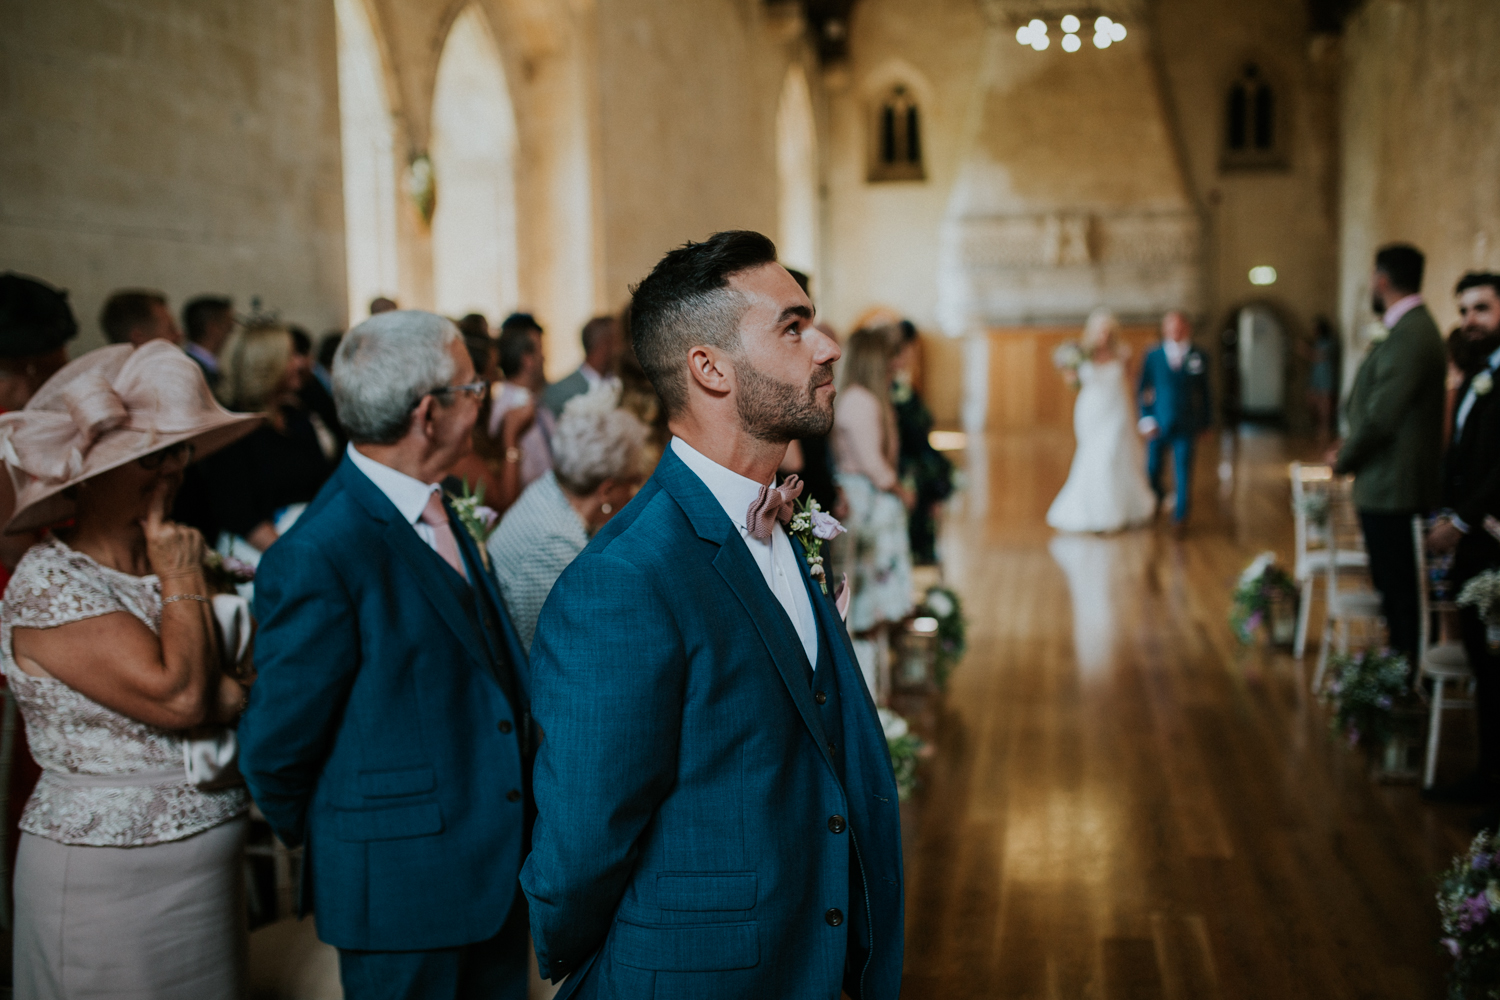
left=897, top=428, right=1475, bottom=1000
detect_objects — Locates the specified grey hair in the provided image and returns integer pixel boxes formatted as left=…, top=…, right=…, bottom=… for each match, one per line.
left=333, top=310, right=460, bottom=444
left=552, top=384, right=650, bottom=496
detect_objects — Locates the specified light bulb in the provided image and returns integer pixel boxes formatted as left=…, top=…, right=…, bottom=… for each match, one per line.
left=1093, top=32, right=1111, bottom=48
left=1249, top=265, right=1278, bottom=286
left=1060, top=14, right=1081, bottom=32
left=1062, top=33, right=1081, bottom=51
left=1095, top=16, right=1112, bottom=32
left=1028, top=18, right=1047, bottom=33
left=1110, top=22, right=1127, bottom=41
left=1032, top=33, right=1050, bottom=50
left=1016, top=25, right=1032, bottom=44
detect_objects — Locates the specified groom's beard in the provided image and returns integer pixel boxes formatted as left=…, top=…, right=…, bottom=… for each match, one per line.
left=735, top=360, right=836, bottom=443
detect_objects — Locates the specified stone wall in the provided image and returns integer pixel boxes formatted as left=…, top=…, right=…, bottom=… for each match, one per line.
left=1339, top=0, right=1500, bottom=382
left=0, top=0, right=346, bottom=353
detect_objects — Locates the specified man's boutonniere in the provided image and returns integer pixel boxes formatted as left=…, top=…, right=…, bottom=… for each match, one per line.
left=788, top=496, right=846, bottom=594
left=447, top=480, right=500, bottom=569
left=1367, top=320, right=1390, bottom=345
left=1475, top=371, right=1494, bottom=397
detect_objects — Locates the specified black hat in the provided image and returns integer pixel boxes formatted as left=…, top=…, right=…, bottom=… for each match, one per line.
left=0, top=273, right=79, bottom=360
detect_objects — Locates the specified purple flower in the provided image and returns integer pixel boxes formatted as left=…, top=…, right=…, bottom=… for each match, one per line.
left=1458, top=893, right=1491, bottom=932
left=476, top=506, right=500, bottom=531
left=810, top=510, right=846, bottom=541
left=1474, top=854, right=1493, bottom=871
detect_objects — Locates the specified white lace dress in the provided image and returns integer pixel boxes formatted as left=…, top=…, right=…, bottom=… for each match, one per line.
left=1046, top=358, right=1158, bottom=533
left=2, top=536, right=248, bottom=1000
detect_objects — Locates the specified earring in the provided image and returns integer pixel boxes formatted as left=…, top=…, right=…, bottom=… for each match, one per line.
left=600, top=503, right=613, bottom=515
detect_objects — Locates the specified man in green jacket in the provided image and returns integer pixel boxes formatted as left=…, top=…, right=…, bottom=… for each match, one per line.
left=1330, top=244, right=1447, bottom=667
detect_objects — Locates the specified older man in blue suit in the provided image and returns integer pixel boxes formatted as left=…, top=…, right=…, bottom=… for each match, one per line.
left=239, top=311, right=533, bottom=1000
left=1138, top=310, right=1212, bottom=526
left=522, top=231, right=904, bottom=999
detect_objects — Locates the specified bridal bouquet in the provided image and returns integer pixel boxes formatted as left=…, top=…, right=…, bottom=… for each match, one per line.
left=1320, top=649, right=1412, bottom=748
left=1439, top=830, right=1500, bottom=998
left=1229, top=552, right=1299, bottom=644
left=879, top=708, right=925, bottom=801
left=1052, top=341, right=1085, bottom=388
left=1458, top=570, right=1500, bottom=650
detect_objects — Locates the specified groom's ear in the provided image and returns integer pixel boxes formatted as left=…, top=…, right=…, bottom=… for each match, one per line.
left=685, top=344, right=733, bottom=398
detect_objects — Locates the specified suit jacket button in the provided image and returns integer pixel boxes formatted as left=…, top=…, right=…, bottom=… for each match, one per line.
left=825, top=908, right=844, bottom=927
left=497, top=719, right=513, bottom=734
left=814, top=691, right=827, bottom=705
left=828, top=814, right=846, bottom=834
left=827, top=742, right=837, bottom=755
left=506, top=789, right=521, bottom=802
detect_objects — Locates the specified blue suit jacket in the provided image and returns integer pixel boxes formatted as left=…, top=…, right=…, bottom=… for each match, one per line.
left=1138, top=343, right=1212, bottom=438
left=521, top=447, right=904, bottom=1000
left=239, top=455, right=531, bottom=952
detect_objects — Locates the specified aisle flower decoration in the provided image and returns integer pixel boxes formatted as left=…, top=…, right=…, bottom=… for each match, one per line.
left=1320, top=649, right=1412, bottom=748
left=447, top=480, right=500, bottom=570
left=1296, top=491, right=1330, bottom=530
left=916, top=585, right=967, bottom=689
left=1458, top=569, right=1500, bottom=650
left=879, top=708, right=925, bottom=801
left=1438, top=829, right=1500, bottom=998
left=1229, top=551, right=1299, bottom=644
left=1052, top=341, right=1085, bottom=389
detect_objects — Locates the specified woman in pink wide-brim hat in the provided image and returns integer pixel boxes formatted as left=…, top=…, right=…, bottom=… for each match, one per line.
left=0, top=340, right=261, bottom=1000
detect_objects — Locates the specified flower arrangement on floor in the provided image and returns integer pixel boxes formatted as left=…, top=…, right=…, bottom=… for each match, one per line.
left=1458, top=569, right=1500, bottom=651
left=1320, top=649, right=1412, bottom=748
left=1230, top=552, right=1299, bottom=644
left=879, top=708, right=925, bottom=801
left=916, top=585, right=967, bottom=690
left=1052, top=341, right=1085, bottom=389
left=1438, top=829, right=1500, bottom=998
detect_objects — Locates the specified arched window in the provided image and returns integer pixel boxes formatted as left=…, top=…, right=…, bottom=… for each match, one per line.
left=430, top=6, right=519, bottom=321
left=869, top=84, right=924, bottom=182
left=334, top=0, right=400, bottom=323
left=1222, top=63, right=1283, bottom=169
left=776, top=66, right=819, bottom=279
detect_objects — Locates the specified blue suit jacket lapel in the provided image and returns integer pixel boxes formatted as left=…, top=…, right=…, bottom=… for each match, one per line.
left=337, top=458, right=498, bottom=679
left=653, top=450, right=836, bottom=775
left=453, top=514, right=531, bottom=701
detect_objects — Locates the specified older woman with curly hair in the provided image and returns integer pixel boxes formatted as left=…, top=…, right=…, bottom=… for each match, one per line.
left=488, top=384, right=649, bottom=651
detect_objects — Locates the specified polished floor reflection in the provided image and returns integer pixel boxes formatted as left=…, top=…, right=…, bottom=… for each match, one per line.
left=898, top=429, right=1472, bottom=1000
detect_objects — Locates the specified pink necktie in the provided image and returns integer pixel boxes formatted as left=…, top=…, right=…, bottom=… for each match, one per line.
left=746, top=475, right=804, bottom=542
left=420, top=492, right=468, bottom=582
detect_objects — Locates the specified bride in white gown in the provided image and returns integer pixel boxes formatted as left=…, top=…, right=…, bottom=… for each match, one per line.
left=1047, top=308, right=1157, bottom=533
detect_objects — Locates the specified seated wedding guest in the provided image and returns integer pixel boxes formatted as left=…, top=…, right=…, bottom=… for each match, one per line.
left=182, top=294, right=235, bottom=390
left=489, top=384, right=648, bottom=652
left=290, top=326, right=345, bottom=461
left=196, top=321, right=333, bottom=559
left=240, top=310, right=533, bottom=1000
left=542, top=314, right=622, bottom=416
left=368, top=295, right=398, bottom=315
left=833, top=328, right=915, bottom=687
left=488, top=319, right=553, bottom=497
left=0, top=340, right=259, bottom=1000
left=101, top=288, right=182, bottom=347
left=890, top=319, right=954, bottom=564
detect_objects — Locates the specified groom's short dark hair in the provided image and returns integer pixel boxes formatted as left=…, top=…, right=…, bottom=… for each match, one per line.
left=629, top=230, right=778, bottom=416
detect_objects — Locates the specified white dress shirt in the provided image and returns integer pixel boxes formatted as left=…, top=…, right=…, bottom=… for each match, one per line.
left=1163, top=338, right=1189, bottom=371
left=671, top=437, right=819, bottom=667
left=347, top=444, right=446, bottom=554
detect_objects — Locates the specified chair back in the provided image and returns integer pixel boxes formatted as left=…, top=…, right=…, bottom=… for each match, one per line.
left=1324, top=479, right=1370, bottom=599
left=1413, top=515, right=1433, bottom=662
left=1289, top=462, right=1333, bottom=582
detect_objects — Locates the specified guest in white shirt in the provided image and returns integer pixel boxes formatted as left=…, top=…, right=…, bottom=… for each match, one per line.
left=542, top=315, right=623, bottom=416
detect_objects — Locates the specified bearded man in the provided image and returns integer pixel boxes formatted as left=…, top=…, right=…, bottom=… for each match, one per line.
left=1426, top=272, right=1500, bottom=806
left=521, top=231, right=904, bottom=1000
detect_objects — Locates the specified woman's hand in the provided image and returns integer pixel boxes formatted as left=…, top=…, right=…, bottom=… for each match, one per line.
left=140, top=479, right=206, bottom=585
left=501, top=400, right=537, bottom=448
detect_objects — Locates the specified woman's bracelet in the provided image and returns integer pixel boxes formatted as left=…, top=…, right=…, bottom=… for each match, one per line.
left=162, top=593, right=210, bottom=606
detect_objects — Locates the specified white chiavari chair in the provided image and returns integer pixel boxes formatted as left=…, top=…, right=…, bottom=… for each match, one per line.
left=1413, top=515, right=1475, bottom=788
left=1311, top=478, right=1384, bottom=692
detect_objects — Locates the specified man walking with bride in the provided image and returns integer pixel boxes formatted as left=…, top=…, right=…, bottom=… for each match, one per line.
left=1047, top=309, right=1209, bottom=534
left=521, top=231, right=904, bottom=999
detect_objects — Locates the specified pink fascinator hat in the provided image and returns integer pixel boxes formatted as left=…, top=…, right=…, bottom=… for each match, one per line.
left=0, top=340, right=262, bottom=534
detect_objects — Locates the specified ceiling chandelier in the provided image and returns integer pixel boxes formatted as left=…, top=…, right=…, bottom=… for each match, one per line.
left=1015, top=14, right=1127, bottom=51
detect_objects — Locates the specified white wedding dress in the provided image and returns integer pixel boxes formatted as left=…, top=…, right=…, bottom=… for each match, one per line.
left=1046, top=358, right=1157, bottom=533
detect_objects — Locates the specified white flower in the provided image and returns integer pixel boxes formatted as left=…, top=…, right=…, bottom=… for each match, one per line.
left=1475, top=371, right=1494, bottom=396
left=1367, top=321, right=1390, bottom=344
left=925, top=589, right=955, bottom=618
left=1239, top=551, right=1278, bottom=585
left=878, top=707, right=909, bottom=741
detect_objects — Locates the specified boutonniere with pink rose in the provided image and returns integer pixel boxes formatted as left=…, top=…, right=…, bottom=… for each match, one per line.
left=787, top=496, right=845, bottom=595
left=1475, top=371, right=1494, bottom=397
left=447, top=480, right=500, bottom=570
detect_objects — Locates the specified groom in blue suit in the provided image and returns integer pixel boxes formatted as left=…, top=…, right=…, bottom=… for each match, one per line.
left=1138, top=310, right=1212, bottom=525
left=240, top=311, right=534, bottom=1000
left=522, top=231, right=904, bottom=999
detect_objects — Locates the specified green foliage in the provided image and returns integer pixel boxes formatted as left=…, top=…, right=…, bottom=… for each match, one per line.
left=1438, top=830, right=1500, bottom=999
left=1229, top=553, right=1298, bottom=644
left=1320, top=649, right=1412, bottom=749
left=917, top=586, right=967, bottom=690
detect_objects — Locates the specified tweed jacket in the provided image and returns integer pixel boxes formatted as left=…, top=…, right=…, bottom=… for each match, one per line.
left=1337, top=304, right=1447, bottom=513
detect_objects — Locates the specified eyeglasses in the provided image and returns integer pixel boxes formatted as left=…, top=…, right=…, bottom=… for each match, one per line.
left=425, top=381, right=489, bottom=405
left=138, top=441, right=195, bottom=470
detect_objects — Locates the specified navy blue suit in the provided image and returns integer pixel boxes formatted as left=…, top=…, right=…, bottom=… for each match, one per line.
left=521, top=447, right=904, bottom=1000
left=1138, top=343, right=1212, bottom=522
left=240, top=456, right=532, bottom=997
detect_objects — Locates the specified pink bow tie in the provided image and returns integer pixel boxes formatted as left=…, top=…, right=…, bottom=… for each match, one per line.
left=746, top=475, right=804, bottom=542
